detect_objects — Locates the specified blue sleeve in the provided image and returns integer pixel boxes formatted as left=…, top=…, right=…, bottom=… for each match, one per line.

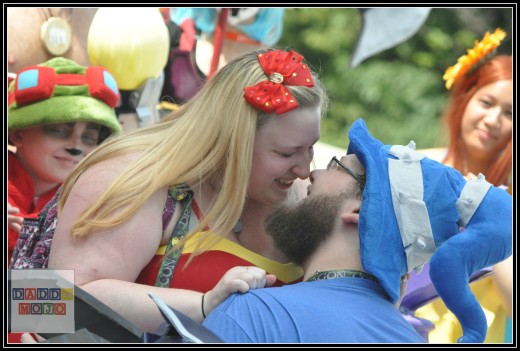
left=203, top=309, right=253, bottom=343
left=202, top=289, right=293, bottom=343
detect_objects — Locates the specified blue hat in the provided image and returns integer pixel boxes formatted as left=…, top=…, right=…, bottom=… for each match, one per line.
left=346, top=118, right=512, bottom=343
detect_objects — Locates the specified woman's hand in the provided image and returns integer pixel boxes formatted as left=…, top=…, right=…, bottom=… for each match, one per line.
left=202, top=266, right=276, bottom=317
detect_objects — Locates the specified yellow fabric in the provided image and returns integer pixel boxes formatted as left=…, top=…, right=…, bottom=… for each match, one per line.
left=415, top=276, right=509, bottom=343
left=156, top=231, right=303, bottom=284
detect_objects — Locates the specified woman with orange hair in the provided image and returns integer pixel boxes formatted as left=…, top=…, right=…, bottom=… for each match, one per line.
left=414, top=29, right=512, bottom=343
left=441, top=54, right=512, bottom=189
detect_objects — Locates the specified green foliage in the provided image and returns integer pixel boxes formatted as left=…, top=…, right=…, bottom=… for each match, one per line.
left=279, top=7, right=513, bottom=149
left=324, top=61, right=446, bottom=148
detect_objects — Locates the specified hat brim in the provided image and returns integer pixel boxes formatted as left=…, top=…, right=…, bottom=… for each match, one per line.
left=8, top=95, right=121, bottom=134
left=347, top=119, right=406, bottom=303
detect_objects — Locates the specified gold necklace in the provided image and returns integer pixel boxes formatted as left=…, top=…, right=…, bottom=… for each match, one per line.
left=39, top=8, right=73, bottom=56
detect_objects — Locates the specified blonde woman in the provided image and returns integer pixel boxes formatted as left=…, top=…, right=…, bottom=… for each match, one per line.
left=47, top=49, right=328, bottom=332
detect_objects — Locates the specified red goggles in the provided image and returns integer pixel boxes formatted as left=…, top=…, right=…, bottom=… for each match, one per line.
left=8, top=65, right=119, bottom=108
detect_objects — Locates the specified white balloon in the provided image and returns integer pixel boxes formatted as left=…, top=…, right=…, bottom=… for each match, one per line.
left=88, top=8, right=169, bottom=90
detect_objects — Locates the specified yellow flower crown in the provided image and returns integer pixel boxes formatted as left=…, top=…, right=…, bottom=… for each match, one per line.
left=443, top=28, right=507, bottom=90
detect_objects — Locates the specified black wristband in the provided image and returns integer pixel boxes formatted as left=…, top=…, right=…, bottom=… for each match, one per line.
left=201, top=293, right=207, bottom=319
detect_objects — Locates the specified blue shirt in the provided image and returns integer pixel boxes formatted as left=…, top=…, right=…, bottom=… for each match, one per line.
left=203, top=277, right=425, bottom=343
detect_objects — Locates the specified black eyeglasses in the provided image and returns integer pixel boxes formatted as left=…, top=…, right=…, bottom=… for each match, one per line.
left=327, top=156, right=362, bottom=183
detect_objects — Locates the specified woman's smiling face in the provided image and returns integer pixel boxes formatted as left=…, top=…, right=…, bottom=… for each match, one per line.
left=248, top=106, right=321, bottom=206
left=460, top=79, right=512, bottom=161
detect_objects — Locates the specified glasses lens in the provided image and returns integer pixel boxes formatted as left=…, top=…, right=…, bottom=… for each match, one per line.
left=329, top=156, right=360, bottom=182
left=327, top=158, right=336, bottom=171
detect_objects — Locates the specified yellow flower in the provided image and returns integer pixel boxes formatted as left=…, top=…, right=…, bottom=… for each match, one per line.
left=443, top=28, right=507, bottom=90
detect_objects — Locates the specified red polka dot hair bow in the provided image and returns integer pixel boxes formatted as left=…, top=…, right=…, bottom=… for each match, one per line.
left=243, top=50, right=314, bottom=114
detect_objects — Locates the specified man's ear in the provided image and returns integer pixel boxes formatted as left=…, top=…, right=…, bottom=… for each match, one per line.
left=8, top=130, right=24, bottom=148
left=341, top=206, right=360, bottom=224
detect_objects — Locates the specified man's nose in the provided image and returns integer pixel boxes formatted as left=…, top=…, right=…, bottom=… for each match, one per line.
left=309, top=169, right=326, bottom=184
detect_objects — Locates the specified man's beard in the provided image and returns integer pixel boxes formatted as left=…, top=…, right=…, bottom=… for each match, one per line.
left=266, top=193, right=345, bottom=265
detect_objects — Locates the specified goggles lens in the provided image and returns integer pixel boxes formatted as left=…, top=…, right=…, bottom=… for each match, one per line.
left=10, top=65, right=119, bottom=108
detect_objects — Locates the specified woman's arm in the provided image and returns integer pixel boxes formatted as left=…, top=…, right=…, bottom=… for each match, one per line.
left=48, top=155, right=170, bottom=331
left=80, top=279, right=203, bottom=332
left=82, top=266, right=275, bottom=332
left=49, top=155, right=166, bottom=284
left=49, top=155, right=275, bottom=332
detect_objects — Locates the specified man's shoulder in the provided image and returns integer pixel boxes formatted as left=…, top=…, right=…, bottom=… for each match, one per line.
left=204, top=287, right=301, bottom=343
left=215, top=285, right=297, bottom=314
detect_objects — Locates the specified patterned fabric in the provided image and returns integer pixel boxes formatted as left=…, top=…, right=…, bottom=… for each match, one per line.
left=10, top=187, right=61, bottom=269
left=10, top=187, right=177, bottom=269
left=243, top=50, right=314, bottom=114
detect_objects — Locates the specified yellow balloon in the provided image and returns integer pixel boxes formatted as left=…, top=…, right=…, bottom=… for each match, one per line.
left=88, top=8, right=169, bottom=90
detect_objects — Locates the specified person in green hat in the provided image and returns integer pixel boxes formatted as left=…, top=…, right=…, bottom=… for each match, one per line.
left=7, top=56, right=122, bottom=264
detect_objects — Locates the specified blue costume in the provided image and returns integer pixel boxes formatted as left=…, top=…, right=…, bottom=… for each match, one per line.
left=170, top=8, right=285, bottom=46
left=203, top=119, right=511, bottom=344
left=203, top=278, right=424, bottom=343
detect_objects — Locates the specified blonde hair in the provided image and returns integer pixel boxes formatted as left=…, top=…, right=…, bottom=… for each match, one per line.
left=59, top=48, right=328, bottom=257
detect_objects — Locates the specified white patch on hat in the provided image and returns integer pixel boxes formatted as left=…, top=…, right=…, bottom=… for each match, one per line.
left=456, top=174, right=492, bottom=227
left=388, top=143, right=436, bottom=273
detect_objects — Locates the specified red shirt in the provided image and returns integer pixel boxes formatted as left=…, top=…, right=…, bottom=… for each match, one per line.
left=7, top=151, right=60, bottom=263
left=136, top=232, right=303, bottom=292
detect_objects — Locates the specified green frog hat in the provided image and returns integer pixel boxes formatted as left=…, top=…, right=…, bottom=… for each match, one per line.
left=347, top=118, right=512, bottom=343
left=8, top=57, right=122, bottom=136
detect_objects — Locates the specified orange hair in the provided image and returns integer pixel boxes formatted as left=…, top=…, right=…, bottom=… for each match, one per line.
left=442, top=55, right=512, bottom=187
